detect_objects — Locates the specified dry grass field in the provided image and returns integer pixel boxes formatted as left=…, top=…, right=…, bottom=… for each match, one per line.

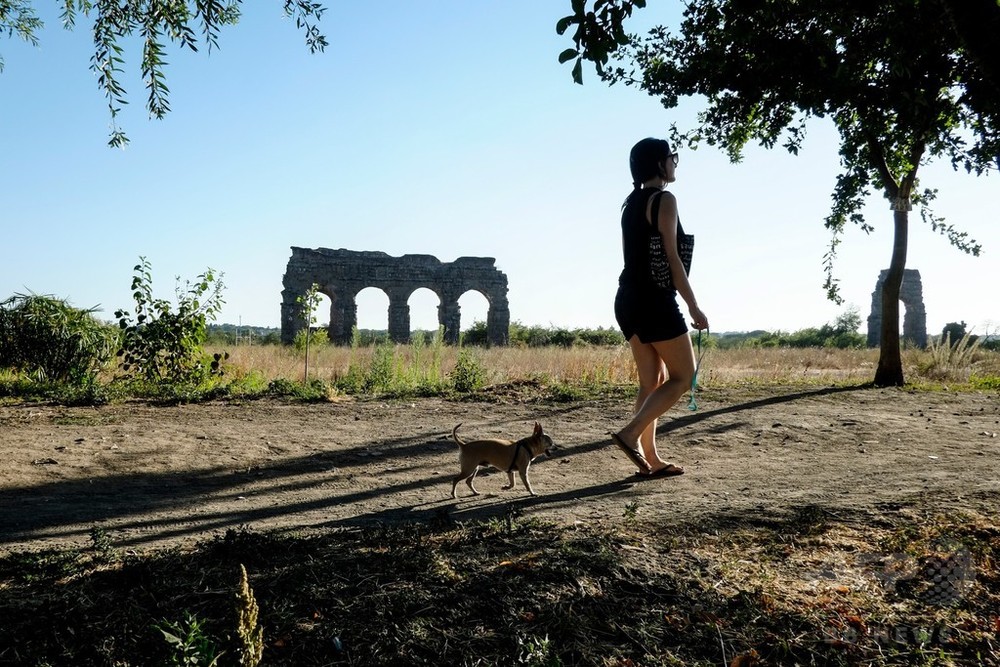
left=218, top=339, right=1000, bottom=390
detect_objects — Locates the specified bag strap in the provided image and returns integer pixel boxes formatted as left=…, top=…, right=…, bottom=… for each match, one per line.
left=649, top=190, right=687, bottom=238
left=647, top=191, right=663, bottom=233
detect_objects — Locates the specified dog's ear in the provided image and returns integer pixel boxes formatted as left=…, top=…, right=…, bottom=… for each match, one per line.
left=533, top=421, right=542, bottom=436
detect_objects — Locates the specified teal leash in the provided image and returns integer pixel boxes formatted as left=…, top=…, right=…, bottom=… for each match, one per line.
left=688, top=327, right=708, bottom=411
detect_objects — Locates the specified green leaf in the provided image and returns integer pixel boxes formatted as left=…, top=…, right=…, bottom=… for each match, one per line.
left=572, top=58, right=583, bottom=85
left=556, top=16, right=575, bottom=35
left=558, top=48, right=578, bottom=64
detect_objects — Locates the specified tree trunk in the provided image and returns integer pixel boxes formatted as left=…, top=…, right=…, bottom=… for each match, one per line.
left=874, top=207, right=909, bottom=387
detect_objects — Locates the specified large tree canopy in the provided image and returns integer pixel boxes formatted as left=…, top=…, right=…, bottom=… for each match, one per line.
left=560, top=0, right=997, bottom=386
left=940, top=0, right=1000, bottom=115
left=0, top=1, right=327, bottom=146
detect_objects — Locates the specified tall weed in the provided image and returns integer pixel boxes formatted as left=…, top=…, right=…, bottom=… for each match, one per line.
left=157, top=612, right=222, bottom=666
left=916, top=332, right=984, bottom=381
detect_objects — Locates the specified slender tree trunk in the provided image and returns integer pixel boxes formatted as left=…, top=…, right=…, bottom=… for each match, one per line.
left=304, top=330, right=310, bottom=383
left=874, top=207, right=909, bottom=386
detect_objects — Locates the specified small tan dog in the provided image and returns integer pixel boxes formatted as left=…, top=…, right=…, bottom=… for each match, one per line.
left=450, top=422, right=554, bottom=498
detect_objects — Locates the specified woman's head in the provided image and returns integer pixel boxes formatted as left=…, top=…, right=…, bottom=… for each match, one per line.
left=629, top=137, right=676, bottom=187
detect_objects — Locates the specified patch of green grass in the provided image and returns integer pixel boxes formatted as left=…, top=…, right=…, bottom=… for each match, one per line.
left=0, top=549, right=87, bottom=585
left=970, top=374, right=1000, bottom=391
left=264, top=378, right=332, bottom=402
left=224, top=369, right=270, bottom=397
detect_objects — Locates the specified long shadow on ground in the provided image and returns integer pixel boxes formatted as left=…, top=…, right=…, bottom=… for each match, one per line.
left=0, top=385, right=872, bottom=550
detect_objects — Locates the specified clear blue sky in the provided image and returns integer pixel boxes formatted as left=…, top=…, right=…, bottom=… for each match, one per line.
left=1, top=2, right=996, bottom=336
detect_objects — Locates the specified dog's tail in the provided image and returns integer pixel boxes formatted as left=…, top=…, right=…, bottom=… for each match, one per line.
left=451, top=423, right=466, bottom=446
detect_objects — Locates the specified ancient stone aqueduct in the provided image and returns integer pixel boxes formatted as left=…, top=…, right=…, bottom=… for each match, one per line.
left=867, top=268, right=927, bottom=347
left=281, top=248, right=510, bottom=346
left=281, top=247, right=927, bottom=348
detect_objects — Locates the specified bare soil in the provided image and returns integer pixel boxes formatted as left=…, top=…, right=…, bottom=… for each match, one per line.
left=2, top=385, right=999, bottom=554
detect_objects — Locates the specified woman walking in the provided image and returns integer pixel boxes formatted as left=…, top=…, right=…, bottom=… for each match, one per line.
left=610, top=137, right=709, bottom=478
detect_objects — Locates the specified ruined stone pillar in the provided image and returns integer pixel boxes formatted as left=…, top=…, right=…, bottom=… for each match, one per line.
left=867, top=268, right=927, bottom=348
left=388, top=296, right=410, bottom=344
left=440, top=299, right=461, bottom=345
left=486, top=292, right=510, bottom=346
left=280, top=297, right=302, bottom=345
left=329, top=291, right=357, bottom=345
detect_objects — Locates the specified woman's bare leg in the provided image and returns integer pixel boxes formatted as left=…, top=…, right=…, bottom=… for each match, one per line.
left=617, top=333, right=695, bottom=469
left=627, top=336, right=668, bottom=466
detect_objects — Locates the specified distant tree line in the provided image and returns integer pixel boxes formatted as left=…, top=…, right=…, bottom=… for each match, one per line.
left=940, top=321, right=1000, bottom=351
left=204, top=307, right=983, bottom=350
left=461, top=321, right=624, bottom=347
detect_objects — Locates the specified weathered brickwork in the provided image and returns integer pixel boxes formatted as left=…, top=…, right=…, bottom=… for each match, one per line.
left=867, top=268, right=927, bottom=348
left=281, top=248, right=510, bottom=346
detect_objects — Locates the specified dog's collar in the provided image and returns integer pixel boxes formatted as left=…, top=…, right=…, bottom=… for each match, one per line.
left=507, top=439, right=529, bottom=472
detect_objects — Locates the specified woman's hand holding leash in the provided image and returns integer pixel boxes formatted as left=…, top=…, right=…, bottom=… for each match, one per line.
left=688, top=305, right=709, bottom=410
left=689, top=305, right=709, bottom=331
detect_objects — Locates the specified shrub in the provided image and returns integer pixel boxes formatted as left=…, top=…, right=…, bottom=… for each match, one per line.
left=354, top=329, right=390, bottom=346
left=461, top=321, right=489, bottom=346
left=364, top=345, right=396, bottom=394
left=576, top=327, right=625, bottom=346
left=0, top=293, right=119, bottom=383
left=451, top=349, right=487, bottom=393
left=333, top=364, right=366, bottom=394
left=115, top=258, right=225, bottom=384
left=265, top=378, right=330, bottom=401
left=941, top=321, right=968, bottom=343
left=293, top=327, right=329, bottom=352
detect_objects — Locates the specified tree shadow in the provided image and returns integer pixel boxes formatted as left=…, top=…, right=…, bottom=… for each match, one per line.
left=0, top=384, right=875, bottom=551
left=562, top=383, right=872, bottom=459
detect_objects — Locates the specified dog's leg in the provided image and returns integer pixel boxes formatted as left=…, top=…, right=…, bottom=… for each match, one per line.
left=452, top=463, right=478, bottom=498
left=519, top=464, right=536, bottom=496
left=466, top=468, right=480, bottom=496
left=502, top=470, right=515, bottom=490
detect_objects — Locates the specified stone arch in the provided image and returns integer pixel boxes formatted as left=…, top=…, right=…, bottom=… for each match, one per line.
left=866, top=268, right=927, bottom=348
left=407, top=287, right=442, bottom=333
left=281, top=248, right=510, bottom=346
left=457, top=288, right=491, bottom=333
left=353, top=286, right=390, bottom=332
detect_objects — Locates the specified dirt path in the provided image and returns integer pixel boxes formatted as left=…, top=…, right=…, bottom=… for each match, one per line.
left=2, top=386, right=998, bottom=553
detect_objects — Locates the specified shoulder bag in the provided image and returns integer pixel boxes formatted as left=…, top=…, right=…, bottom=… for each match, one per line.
left=647, top=191, right=694, bottom=290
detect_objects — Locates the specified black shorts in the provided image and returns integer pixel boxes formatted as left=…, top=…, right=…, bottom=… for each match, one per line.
left=615, top=285, right=688, bottom=344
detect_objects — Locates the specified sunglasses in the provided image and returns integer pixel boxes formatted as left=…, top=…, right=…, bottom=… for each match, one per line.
left=666, top=152, right=679, bottom=167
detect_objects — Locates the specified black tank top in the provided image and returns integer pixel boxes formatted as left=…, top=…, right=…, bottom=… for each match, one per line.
left=618, top=188, right=679, bottom=292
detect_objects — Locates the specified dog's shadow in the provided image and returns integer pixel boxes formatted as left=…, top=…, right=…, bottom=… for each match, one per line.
left=326, top=475, right=637, bottom=528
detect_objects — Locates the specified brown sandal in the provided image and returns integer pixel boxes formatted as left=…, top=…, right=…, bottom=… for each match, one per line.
left=610, top=433, right=651, bottom=473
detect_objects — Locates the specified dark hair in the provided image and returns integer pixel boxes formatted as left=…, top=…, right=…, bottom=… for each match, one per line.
left=629, top=137, right=672, bottom=188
